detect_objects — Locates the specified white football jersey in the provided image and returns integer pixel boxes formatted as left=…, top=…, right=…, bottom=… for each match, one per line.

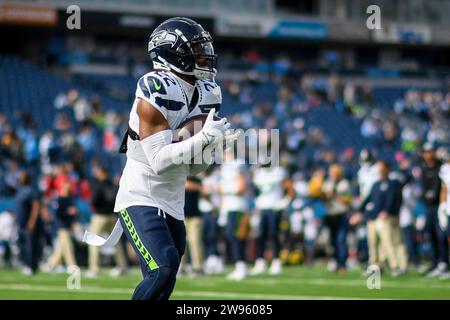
left=253, top=167, right=287, bottom=210
left=439, top=163, right=450, bottom=210
left=357, top=163, right=380, bottom=200
left=114, top=70, right=222, bottom=220
left=219, top=160, right=248, bottom=213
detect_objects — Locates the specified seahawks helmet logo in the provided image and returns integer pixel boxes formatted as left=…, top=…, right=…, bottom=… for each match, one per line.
left=148, top=30, right=178, bottom=51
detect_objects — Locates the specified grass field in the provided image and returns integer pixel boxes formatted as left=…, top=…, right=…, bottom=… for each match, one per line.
left=1, top=266, right=450, bottom=300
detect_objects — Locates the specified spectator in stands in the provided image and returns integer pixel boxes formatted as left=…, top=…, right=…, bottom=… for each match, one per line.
left=421, top=143, right=449, bottom=277
left=86, top=165, right=127, bottom=278
left=181, top=176, right=204, bottom=277
left=4, top=160, right=22, bottom=196
left=323, top=164, right=352, bottom=273
left=14, top=171, right=42, bottom=275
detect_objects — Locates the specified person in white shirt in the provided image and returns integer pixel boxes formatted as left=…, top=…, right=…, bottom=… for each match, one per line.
left=250, top=163, right=295, bottom=275
left=353, top=149, right=379, bottom=266
left=438, top=148, right=450, bottom=279
left=0, top=210, right=16, bottom=268
left=323, top=164, right=352, bottom=273
left=200, top=167, right=224, bottom=275
left=218, top=152, right=249, bottom=281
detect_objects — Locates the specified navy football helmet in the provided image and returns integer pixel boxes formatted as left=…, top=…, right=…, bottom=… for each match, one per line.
left=148, top=17, right=217, bottom=80
left=359, top=149, right=375, bottom=164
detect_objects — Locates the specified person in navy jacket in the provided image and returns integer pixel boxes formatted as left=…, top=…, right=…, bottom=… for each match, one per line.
left=350, top=160, right=406, bottom=276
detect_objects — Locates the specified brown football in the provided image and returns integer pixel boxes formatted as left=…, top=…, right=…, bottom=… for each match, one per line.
left=173, top=114, right=221, bottom=142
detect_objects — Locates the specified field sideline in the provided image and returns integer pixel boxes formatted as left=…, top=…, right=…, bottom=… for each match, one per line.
left=0, top=266, right=450, bottom=300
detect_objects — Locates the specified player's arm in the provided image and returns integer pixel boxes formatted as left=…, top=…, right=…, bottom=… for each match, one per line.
left=284, top=178, right=296, bottom=199
left=440, top=182, right=447, bottom=204
left=236, top=173, right=246, bottom=195
left=137, top=99, right=228, bottom=175
left=185, top=177, right=203, bottom=192
left=26, top=199, right=40, bottom=232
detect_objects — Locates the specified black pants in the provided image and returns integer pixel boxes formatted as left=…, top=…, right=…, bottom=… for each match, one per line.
left=425, top=206, right=449, bottom=267
left=203, top=212, right=219, bottom=257
left=119, top=206, right=186, bottom=300
left=18, top=227, right=43, bottom=273
left=224, top=211, right=246, bottom=263
left=0, top=240, right=12, bottom=267
left=257, top=209, right=281, bottom=259
left=324, top=214, right=349, bottom=269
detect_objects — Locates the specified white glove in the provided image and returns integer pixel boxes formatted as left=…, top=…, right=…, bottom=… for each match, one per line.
left=438, top=203, right=448, bottom=231
left=200, top=108, right=230, bottom=146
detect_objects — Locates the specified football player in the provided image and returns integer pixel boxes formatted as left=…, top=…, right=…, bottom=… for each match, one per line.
left=250, top=161, right=295, bottom=275
left=218, top=150, right=249, bottom=281
left=113, top=17, right=237, bottom=300
left=438, top=148, right=450, bottom=280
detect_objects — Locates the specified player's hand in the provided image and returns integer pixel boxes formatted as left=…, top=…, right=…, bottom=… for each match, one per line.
left=200, top=108, right=230, bottom=145
left=349, top=212, right=363, bottom=225
left=379, top=211, right=388, bottom=220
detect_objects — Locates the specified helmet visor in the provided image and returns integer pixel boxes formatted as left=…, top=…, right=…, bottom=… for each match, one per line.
left=191, top=41, right=217, bottom=71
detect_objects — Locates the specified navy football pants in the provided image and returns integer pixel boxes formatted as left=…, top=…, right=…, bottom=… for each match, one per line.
left=257, top=209, right=281, bottom=260
left=118, top=206, right=186, bottom=300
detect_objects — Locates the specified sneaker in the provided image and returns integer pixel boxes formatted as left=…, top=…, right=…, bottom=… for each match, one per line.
left=203, top=256, right=215, bottom=275
left=187, top=269, right=204, bottom=278
left=39, top=263, right=52, bottom=273
left=212, top=256, right=225, bottom=274
left=391, top=268, right=407, bottom=277
left=226, top=262, right=247, bottom=281
left=21, top=266, right=33, bottom=276
left=249, top=258, right=266, bottom=276
left=439, top=271, right=450, bottom=280
left=426, top=262, right=448, bottom=278
left=417, top=264, right=431, bottom=274
left=53, top=265, right=66, bottom=274
left=269, top=259, right=282, bottom=275
left=110, top=267, right=126, bottom=278
left=85, top=270, right=99, bottom=278
left=327, top=259, right=337, bottom=272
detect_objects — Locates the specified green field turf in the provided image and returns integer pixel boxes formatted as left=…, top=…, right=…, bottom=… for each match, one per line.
left=0, top=266, right=450, bottom=300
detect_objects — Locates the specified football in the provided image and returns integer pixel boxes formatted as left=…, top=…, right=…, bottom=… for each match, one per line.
left=173, top=113, right=221, bottom=142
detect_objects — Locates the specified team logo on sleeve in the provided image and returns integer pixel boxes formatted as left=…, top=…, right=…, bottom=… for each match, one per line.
left=147, top=76, right=167, bottom=94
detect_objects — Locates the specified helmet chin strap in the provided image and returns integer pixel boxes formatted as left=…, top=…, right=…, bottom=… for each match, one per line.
left=193, top=66, right=217, bottom=81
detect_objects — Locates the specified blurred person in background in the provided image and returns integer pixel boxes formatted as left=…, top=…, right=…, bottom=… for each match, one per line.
left=45, top=180, right=78, bottom=272
left=355, top=149, right=379, bottom=266
left=398, top=166, right=420, bottom=270
left=322, top=164, right=352, bottom=274
left=201, top=167, right=224, bottom=275
left=250, top=161, right=294, bottom=276
left=438, top=148, right=450, bottom=280
left=351, top=161, right=404, bottom=276
left=219, top=152, right=249, bottom=281
left=0, top=210, right=16, bottom=268
left=86, top=166, right=127, bottom=278
left=421, top=143, right=448, bottom=277
left=14, top=171, right=43, bottom=275
left=180, top=176, right=204, bottom=277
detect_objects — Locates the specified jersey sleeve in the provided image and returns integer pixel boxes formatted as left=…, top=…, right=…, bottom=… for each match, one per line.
left=135, top=73, right=172, bottom=120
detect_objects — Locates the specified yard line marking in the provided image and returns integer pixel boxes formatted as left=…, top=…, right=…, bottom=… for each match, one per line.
left=246, top=278, right=450, bottom=290
left=0, top=284, right=375, bottom=300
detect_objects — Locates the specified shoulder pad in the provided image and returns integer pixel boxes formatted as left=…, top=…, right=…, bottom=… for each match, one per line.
left=136, top=71, right=185, bottom=113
